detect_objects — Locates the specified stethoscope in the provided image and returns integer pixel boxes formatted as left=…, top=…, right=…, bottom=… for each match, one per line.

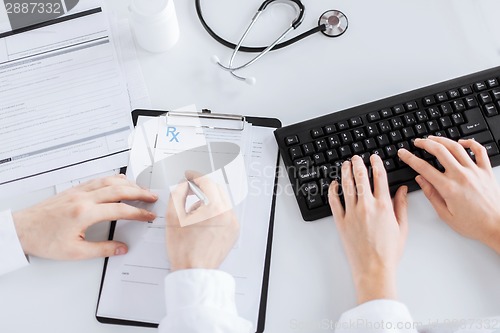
left=195, top=0, right=349, bottom=84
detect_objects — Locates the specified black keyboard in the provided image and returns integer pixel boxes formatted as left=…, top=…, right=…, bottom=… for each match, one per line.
left=274, top=66, right=500, bottom=221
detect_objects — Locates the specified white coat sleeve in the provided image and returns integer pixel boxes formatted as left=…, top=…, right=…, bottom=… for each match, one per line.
left=336, top=299, right=418, bottom=333
left=158, top=269, right=253, bottom=333
left=0, top=210, right=29, bottom=276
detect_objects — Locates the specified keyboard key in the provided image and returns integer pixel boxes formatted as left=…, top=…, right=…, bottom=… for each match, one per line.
left=405, top=101, right=418, bottom=111
left=383, top=158, right=396, bottom=171
left=319, top=164, right=338, bottom=179
left=440, top=103, right=453, bottom=115
left=294, top=156, right=313, bottom=168
left=427, top=120, right=439, bottom=132
left=385, top=145, right=398, bottom=158
left=396, top=141, right=411, bottom=151
left=474, top=82, right=487, bottom=92
left=479, top=92, right=492, bottom=104
left=326, top=150, right=339, bottom=162
left=427, top=107, right=441, bottom=119
left=451, top=113, right=465, bottom=125
left=392, top=105, right=405, bottom=114
left=366, top=124, right=379, bottom=136
left=360, top=152, right=371, bottom=164
left=492, top=89, right=500, bottom=101
left=302, top=143, right=315, bottom=155
left=447, top=127, right=460, bottom=140
left=452, top=99, right=466, bottom=112
left=340, top=132, right=354, bottom=144
left=380, top=108, right=393, bottom=118
left=315, top=139, right=328, bottom=152
left=349, top=117, right=363, bottom=127
left=465, top=96, right=478, bottom=108
left=376, top=134, right=390, bottom=146
left=319, top=178, right=331, bottom=195
left=435, top=92, right=448, bottom=102
left=433, top=159, right=445, bottom=172
left=339, top=145, right=352, bottom=159
left=313, top=153, right=326, bottom=165
left=298, top=168, right=319, bottom=184
left=387, top=167, right=418, bottom=186
left=460, top=85, right=473, bottom=95
left=353, top=128, right=366, bottom=140
left=286, top=136, right=299, bottom=146
left=289, top=146, right=303, bottom=159
left=367, top=112, right=381, bottom=122
left=306, top=193, right=323, bottom=209
left=364, top=138, right=377, bottom=150
left=372, top=149, right=385, bottom=159
left=460, top=108, right=487, bottom=135
left=324, top=124, right=336, bottom=135
left=484, top=142, right=500, bottom=156
left=404, top=114, right=417, bottom=126
left=352, top=142, right=364, bottom=154
left=487, top=78, right=499, bottom=88
left=378, top=121, right=391, bottom=133
left=402, top=127, right=416, bottom=139
left=434, top=130, right=446, bottom=137
left=415, top=123, right=428, bottom=136
left=448, top=89, right=460, bottom=99
left=439, top=116, right=452, bottom=129
left=311, top=128, right=324, bottom=138
left=328, top=135, right=341, bottom=148
left=484, top=104, right=498, bottom=117
left=301, top=182, right=319, bottom=196
left=416, top=110, right=428, bottom=122
left=337, top=121, right=349, bottom=131
left=462, top=131, right=494, bottom=144
left=423, top=96, right=435, bottom=106
left=389, top=130, right=403, bottom=143
left=391, top=117, right=404, bottom=129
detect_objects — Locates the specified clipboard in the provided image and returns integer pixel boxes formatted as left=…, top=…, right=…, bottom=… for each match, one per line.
left=96, top=109, right=282, bottom=333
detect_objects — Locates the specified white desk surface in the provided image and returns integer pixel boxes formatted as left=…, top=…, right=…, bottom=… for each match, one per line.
left=1, top=0, right=500, bottom=332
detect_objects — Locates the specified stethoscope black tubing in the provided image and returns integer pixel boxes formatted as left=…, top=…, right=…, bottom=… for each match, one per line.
left=195, top=0, right=326, bottom=53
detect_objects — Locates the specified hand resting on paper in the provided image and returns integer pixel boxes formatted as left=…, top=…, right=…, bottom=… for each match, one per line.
left=166, top=171, right=239, bottom=271
left=12, top=175, right=158, bottom=260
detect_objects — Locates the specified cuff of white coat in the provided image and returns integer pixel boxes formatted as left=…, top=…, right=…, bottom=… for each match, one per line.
left=164, top=269, right=239, bottom=316
left=0, top=210, right=29, bottom=276
left=337, top=299, right=416, bottom=332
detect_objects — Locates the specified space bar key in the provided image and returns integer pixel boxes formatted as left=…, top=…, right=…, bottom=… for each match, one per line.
left=387, top=168, right=418, bottom=186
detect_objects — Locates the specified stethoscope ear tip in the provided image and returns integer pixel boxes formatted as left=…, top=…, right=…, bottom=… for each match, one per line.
left=245, top=77, right=257, bottom=85
left=211, top=55, right=221, bottom=65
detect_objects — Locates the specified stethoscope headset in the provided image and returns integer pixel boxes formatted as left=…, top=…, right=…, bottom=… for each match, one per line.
left=195, top=0, right=349, bottom=84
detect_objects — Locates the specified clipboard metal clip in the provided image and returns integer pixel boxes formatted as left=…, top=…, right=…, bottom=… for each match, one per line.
left=165, top=110, right=246, bottom=131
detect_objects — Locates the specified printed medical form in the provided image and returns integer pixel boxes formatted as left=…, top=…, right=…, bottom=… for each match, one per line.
left=0, top=7, right=133, bottom=198
left=97, top=114, right=279, bottom=328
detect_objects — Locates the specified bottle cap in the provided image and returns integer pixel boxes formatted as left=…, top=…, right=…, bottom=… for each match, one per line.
left=129, top=0, right=171, bottom=21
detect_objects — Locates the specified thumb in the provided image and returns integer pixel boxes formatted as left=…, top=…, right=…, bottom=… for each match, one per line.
left=394, top=185, right=409, bottom=233
left=77, top=240, right=128, bottom=259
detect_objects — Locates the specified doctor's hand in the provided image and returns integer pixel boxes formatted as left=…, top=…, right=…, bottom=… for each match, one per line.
left=166, top=171, right=239, bottom=271
left=398, top=136, right=500, bottom=254
left=329, top=155, right=408, bottom=304
left=12, top=175, right=158, bottom=260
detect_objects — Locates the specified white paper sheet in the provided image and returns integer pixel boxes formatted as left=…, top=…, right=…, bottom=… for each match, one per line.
left=97, top=114, right=279, bottom=328
left=0, top=7, right=133, bottom=198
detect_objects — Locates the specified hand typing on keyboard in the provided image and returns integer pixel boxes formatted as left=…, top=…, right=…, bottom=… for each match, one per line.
left=328, top=154, right=409, bottom=304
left=399, top=136, right=500, bottom=254
left=329, top=136, right=500, bottom=305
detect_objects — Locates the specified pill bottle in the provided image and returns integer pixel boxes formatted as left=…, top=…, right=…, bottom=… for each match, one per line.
left=129, top=0, right=180, bottom=53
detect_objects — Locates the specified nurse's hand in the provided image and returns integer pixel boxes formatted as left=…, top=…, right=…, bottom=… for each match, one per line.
left=166, top=171, right=239, bottom=271
left=12, top=175, right=158, bottom=260
left=329, top=155, right=408, bottom=304
left=399, top=136, right=500, bottom=254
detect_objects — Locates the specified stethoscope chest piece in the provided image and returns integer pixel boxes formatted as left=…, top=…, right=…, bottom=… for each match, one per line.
left=319, top=10, right=348, bottom=37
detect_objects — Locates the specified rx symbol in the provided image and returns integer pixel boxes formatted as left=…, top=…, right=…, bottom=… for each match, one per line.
left=166, top=127, right=180, bottom=142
